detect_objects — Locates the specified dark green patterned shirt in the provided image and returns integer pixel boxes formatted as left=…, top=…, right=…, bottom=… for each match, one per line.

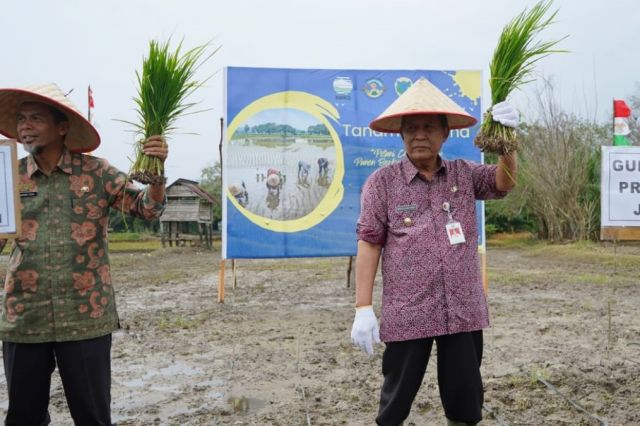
left=0, top=149, right=165, bottom=343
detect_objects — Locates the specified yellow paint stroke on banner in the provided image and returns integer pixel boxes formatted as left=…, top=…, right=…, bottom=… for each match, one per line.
left=450, top=71, right=481, bottom=104
left=227, top=91, right=344, bottom=232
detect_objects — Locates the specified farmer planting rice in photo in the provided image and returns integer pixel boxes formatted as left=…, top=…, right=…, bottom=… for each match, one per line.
left=0, top=83, right=168, bottom=424
left=229, top=182, right=249, bottom=207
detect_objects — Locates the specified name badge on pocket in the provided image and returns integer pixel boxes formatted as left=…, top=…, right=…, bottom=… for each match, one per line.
left=395, top=204, right=417, bottom=213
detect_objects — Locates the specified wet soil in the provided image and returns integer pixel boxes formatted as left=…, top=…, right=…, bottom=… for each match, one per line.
left=1, top=242, right=638, bottom=425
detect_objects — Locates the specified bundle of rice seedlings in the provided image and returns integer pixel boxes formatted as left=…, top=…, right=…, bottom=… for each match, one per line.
left=128, top=39, right=215, bottom=184
left=475, top=0, right=567, bottom=155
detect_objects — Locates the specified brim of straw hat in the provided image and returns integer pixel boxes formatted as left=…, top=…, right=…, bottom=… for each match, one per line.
left=0, top=84, right=100, bottom=153
left=369, top=77, right=477, bottom=133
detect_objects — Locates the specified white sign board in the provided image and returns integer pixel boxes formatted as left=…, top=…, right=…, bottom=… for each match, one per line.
left=1, top=140, right=20, bottom=237
left=601, top=146, right=640, bottom=227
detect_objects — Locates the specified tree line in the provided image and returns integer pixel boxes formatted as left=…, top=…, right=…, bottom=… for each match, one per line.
left=234, top=122, right=329, bottom=136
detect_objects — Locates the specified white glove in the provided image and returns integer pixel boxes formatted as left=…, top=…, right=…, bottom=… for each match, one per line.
left=350, top=306, right=381, bottom=356
left=491, top=101, right=519, bottom=129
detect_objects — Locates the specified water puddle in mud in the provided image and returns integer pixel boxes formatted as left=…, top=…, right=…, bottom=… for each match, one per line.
left=112, top=361, right=268, bottom=419
left=119, top=361, right=207, bottom=389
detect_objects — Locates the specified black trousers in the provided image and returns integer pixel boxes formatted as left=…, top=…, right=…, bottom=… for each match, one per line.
left=376, top=330, right=483, bottom=426
left=2, top=334, right=112, bottom=426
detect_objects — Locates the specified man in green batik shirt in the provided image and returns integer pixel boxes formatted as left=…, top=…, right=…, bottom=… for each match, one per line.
left=0, top=84, right=168, bottom=425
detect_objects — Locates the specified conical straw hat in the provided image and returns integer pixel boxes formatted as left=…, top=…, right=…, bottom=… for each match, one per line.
left=369, top=77, right=477, bottom=133
left=229, top=184, right=243, bottom=197
left=0, top=83, right=100, bottom=153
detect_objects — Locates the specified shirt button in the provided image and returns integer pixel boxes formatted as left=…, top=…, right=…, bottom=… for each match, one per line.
left=403, top=217, right=413, bottom=227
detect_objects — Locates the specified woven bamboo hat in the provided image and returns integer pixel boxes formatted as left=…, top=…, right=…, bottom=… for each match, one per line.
left=369, top=77, right=477, bottom=133
left=229, top=184, right=243, bottom=197
left=0, top=83, right=100, bottom=153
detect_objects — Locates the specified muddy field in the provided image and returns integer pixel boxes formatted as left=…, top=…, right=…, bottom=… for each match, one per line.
left=1, top=239, right=639, bottom=425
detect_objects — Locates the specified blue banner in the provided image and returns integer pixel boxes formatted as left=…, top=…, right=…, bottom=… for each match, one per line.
left=223, top=67, right=483, bottom=258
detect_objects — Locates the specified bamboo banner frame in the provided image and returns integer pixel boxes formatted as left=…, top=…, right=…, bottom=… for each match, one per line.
left=0, top=139, right=21, bottom=239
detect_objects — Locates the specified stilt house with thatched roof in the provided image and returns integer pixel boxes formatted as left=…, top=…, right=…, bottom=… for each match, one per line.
left=160, top=178, right=218, bottom=248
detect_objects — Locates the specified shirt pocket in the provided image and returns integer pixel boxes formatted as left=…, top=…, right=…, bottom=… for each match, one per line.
left=20, top=192, right=44, bottom=217
left=387, top=202, right=428, bottom=237
left=446, top=188, right=478, bottom=240
left=70, top=193, right=105, bottom=221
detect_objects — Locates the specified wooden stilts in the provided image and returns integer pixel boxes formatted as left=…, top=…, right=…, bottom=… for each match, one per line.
left=218, top=259, right=226, bottom=303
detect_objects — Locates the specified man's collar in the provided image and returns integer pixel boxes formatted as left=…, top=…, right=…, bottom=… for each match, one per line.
left=26, top=147, right=73, bottom=177
left=401, top=155, right=447, bottom=184
left=59, top=149, right=73, bottom=175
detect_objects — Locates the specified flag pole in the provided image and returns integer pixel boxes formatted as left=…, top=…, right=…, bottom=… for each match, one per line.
left=88, top=85, right=92, bottom=123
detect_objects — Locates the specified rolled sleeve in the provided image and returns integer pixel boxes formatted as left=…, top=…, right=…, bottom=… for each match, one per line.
left=141, top=189, right=167, bottom=218
left=470, top=162, right=509, bottom=200
left=356, top=171, right=388, bottom=246
left=103, top=160, right=166, bottom=220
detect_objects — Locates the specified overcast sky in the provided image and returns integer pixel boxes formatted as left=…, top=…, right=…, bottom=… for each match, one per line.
left=1, top=0, right=638, bottom=182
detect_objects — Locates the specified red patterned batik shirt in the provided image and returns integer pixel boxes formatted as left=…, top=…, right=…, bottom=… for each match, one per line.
left=357, top=156, right=509, bottom=342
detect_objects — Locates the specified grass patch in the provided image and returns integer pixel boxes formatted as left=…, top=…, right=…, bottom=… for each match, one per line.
left=157, top=313, right=209, bottom=331
left=528, top=241, right=640, bottom=269
left=487, top=266, right=556, bottom=286
left=108, top=232, right=146, bottom=242
left=489, top=234, right=640, bottom=270
left=108, top=240, right=162, bottom=252
left=564, top=272, right=612, bottom=286
left=487, top=232, right=539, bottom=248
left=529, top=366, right=551, bottom=385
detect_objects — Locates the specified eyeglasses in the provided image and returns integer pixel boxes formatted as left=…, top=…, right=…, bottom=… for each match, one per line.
left=401, top=123, right=445, bottom=138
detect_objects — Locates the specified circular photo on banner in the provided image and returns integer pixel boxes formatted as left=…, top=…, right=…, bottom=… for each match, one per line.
left=226, top=92, right=344, bottom=232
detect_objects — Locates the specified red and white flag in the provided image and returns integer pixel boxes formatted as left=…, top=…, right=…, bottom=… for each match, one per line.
left=88, top=85, right=95, bottom=122
left=613, top=99, right=632, bottom=146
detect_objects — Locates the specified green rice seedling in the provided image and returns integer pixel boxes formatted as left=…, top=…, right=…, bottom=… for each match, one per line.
left=475, top=0, right=567, bottom=155
left=127, top=39, right=216, bottom=184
